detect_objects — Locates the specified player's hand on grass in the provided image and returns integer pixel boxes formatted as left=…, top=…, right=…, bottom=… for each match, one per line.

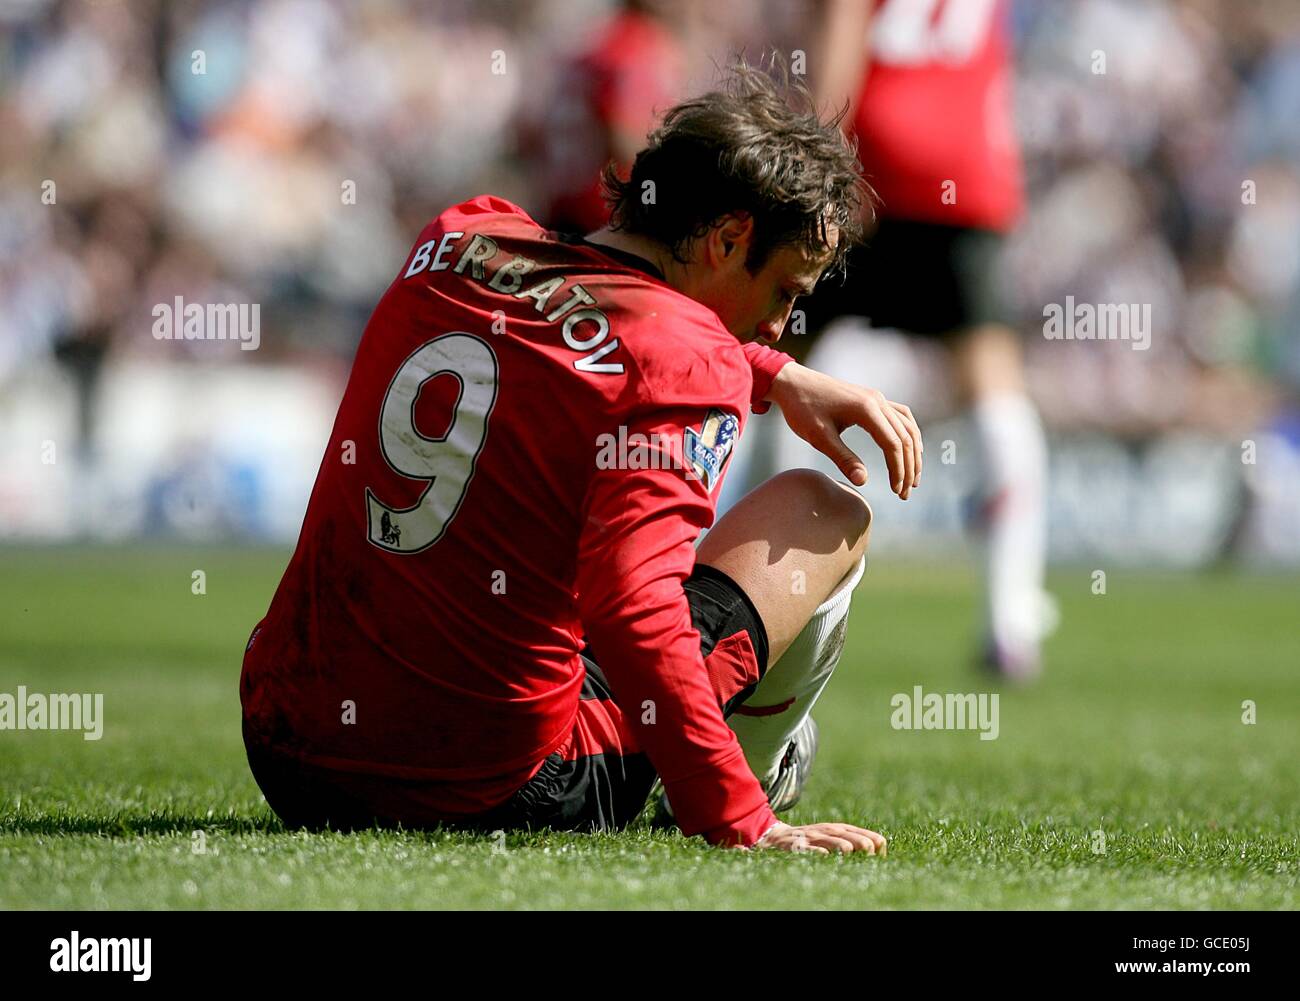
left=752, top=821, right=887, bottom=855
left=768, top=362, right=922, bottom=499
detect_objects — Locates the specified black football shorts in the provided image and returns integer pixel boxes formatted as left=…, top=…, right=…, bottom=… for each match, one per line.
left=798, top=218, right=1010, bottom=340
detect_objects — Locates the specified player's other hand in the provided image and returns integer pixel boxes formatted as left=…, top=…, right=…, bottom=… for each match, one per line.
left=768, top=362, right=922, bottom=499
left=751, top=821, right=887, bottom=855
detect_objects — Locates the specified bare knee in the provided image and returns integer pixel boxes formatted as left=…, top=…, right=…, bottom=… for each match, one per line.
left=829, top=477, right=872, bottom=562
left=767, top=468, right=872, bottom=559
left=698, top=469, right=872, bottom=663
left=839, top=483, right=873, bottom=561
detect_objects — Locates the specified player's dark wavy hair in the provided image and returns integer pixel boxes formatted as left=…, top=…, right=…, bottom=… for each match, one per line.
left=602, top=56, right=873, bottom=277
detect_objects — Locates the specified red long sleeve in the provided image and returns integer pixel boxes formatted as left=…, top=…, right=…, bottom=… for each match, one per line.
left=574, top=404, right=779, bottom=846
left=742, top=341, right=793, bottom=414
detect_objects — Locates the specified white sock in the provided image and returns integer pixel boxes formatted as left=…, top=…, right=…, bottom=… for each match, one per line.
left=727, top=555, right=866, bottom=787
left=968, top=393, right=1049, bottom=667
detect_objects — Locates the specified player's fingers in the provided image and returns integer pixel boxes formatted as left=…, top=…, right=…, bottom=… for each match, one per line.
left=890, top=402, right=923, bottom=486
left=855, top=827, right=887, bottom=855
left=833, top=830, right=878, bottom=853
left=881, top=405, right=915, bottom=499
left=820, top=824, right=881, bottom=854
left=819, top=424, right=869, bottom=487
left=809, top=832, right=858, bottom=854
left=863, top=403, right=905, bottom=495
left=890, top=401, right=919, bottom=441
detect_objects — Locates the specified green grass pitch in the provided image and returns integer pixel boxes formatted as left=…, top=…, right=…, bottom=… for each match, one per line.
left=1, top=545, right=1297, bottom=909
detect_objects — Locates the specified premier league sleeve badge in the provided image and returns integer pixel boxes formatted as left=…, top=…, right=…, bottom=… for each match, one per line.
left=683, top=409, right=739, bottom=492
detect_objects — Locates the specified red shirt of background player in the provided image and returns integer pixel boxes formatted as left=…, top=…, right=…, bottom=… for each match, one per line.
left=853, top=0, right=1024, bottom=231
left=241, top=196, right=790, bottom=847
left=534, top=8, right=685, bottom=233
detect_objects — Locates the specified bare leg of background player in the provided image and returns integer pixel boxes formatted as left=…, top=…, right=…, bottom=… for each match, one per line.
left=951, top=323, right=1053, bottom=680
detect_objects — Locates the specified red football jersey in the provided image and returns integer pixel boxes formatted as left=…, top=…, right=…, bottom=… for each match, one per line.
left=241, top=196, right=790, bottom=846
left=854, top=0, right=1024, bottom=230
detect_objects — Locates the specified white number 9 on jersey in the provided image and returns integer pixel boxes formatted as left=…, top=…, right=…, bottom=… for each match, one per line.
left=366, top=333, right=499, bottom=553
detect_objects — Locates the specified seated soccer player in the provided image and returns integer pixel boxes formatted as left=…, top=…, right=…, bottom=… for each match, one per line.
left=240, top=65, right=923, bottom=854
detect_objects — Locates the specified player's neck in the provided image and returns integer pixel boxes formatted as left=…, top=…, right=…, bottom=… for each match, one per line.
left=585, top=228, right=687, bottom=291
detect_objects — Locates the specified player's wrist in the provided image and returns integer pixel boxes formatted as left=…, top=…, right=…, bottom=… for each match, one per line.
left=765, top=358, right=804, bottom=405
left=745, top=342, right=795, bottom=410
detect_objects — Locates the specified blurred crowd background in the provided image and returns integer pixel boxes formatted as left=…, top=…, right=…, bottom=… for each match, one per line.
left=2, top=0, right=1298, bottom=563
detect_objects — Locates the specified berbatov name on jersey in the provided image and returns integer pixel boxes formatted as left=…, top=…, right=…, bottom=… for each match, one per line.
left=403, top=227, right=625, bottom=376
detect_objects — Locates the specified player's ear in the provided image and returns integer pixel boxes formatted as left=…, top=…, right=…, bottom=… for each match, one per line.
left=713, top=213, right=754, bottom=265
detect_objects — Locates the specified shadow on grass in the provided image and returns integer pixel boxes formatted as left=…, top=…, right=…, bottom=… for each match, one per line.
left=0, top=808, right=686, bottom=855
left=0, top=809, right=523, bottom=845
left=0, top=809, right=287, bottom=838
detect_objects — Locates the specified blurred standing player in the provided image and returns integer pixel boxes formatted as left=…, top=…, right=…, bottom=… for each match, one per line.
left=805, top=0, right=1051, bottom=679
left=523, top=0, right=687, bottom=235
